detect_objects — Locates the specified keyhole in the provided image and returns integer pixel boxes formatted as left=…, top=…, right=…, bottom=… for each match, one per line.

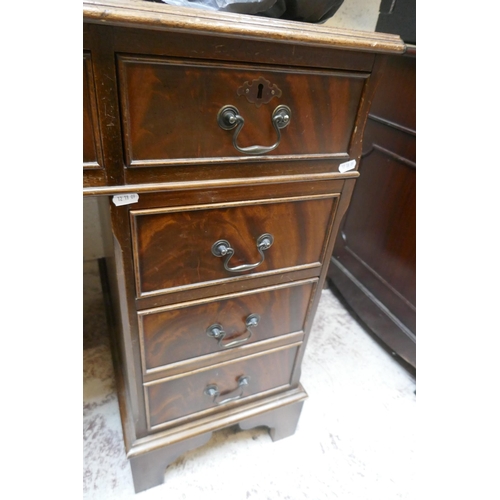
left=257, top=83, right=263, bottom=99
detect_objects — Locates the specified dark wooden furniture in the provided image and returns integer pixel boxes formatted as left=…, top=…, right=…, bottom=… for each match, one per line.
left=328, top=46, right=416, bottom=369
left=376, top=0, right=415, bottom=45
left=83, top=0, right=405, bottom=492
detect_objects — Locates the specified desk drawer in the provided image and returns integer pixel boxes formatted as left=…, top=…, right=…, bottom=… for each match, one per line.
left=117, top=55, right=367, bottom=165
left=130, top=194, right=338, bottom=297
left=145, top=344, right=299, bottom=429
left=139, top=280, right=315, bottom=374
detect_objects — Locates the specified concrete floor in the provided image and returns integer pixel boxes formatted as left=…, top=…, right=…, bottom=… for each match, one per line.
left=323, top=0, right=382, bottom=32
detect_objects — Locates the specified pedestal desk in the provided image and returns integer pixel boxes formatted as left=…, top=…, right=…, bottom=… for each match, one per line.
left=83, top=1, right=405, bottom=492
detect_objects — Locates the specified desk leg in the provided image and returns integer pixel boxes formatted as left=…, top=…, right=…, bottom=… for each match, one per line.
left=238, top=399, right=304, bottom=441
left=129, top=432, right=212, bottom=493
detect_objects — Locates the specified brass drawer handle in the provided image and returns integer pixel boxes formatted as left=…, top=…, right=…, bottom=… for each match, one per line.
left=206, top=313, right=260, bottom=349
left=204, top=376, right=250, bottom=406
left=211, top=233, right=274, bottom=273
left=217, top=104, right=291, bottom=155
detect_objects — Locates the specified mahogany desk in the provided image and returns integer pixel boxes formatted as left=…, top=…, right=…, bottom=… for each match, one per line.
left=83, top=0, right=405, bottom=492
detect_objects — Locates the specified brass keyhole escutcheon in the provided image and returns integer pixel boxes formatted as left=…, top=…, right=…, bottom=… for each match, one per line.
left=237, top=77, right=282, bottom=107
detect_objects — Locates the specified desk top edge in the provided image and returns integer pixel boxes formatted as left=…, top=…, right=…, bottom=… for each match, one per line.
left=83, top=0, right=406, bottom=54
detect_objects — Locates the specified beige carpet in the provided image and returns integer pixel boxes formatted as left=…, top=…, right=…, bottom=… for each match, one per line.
left=83, top=259, right=415, bottom=499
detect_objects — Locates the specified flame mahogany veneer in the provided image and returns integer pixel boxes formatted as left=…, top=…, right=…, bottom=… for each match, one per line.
left=83, top=0, right=405, bottom=492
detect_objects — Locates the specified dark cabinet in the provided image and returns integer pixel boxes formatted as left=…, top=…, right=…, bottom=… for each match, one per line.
left=328, top=47, right=416, bottom=369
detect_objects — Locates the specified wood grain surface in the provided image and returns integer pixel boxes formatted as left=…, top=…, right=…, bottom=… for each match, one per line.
left=83, top=0, right=405, bottom=54
left=83, top=52, right=101, bottom=168
left=329, top=51, right=416, bottom=367
left=118, top=56, right=367, bottom=164
left=131, top=195, right=337, bottom=296
left=139, top=281, right=314, bottom=370
left=146, top=345, right=299, bottom=428
left=83, top=4, right=407, bottom=491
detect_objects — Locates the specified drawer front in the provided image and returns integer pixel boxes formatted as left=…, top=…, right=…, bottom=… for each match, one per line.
left=139, top=280, right=315, bottom=373
left=118, top=55, right=367, bottom=165
left=146, top=345, right=299, bottom=429
left=131, top=194, right=338, bottom=297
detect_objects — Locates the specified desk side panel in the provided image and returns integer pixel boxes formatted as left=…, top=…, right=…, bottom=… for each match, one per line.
left=97, top=196, right=150, bottom=443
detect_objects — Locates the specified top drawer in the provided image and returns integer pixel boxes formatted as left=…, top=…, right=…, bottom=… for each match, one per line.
left=117, top=56, right=368, bottom=166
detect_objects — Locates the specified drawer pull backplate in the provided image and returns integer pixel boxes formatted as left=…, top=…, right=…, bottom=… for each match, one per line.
left=206, top=313, right=260, bottom=349
left=217, top=105, right=291, bottom=155
left=211, top=233, right=274, bottom=273
left=204, top=376, right=250, bottom=405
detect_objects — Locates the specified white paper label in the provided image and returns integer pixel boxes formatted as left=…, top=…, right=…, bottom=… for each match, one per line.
left=338, top=159, right=356, bottom=173
left=112, top=193, right=139, bottom=206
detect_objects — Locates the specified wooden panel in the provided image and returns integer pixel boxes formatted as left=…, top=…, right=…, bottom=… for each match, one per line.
left=111, top=26, right=377, bottom=73
left=329, top=51, right=416, bottom=368
left=329, top=258, right=415, bottom=370
left=362, top=121, right=415, bottom=164
left=84, top=0, right=406, bottom=55
left=146, top=345, right=299, bottom=428
left=376, top=0, right=416, bottom=45
left=138, top=267, right=321, bottom=312
left=340, top=146, right=415, bottom=309
left=83, top=52, right=102, bottom=169
left=127, top=178, right=346, bottom=210
left=118, top=56, right=367, bottom=165
left=122, top=160, right=353, bottom=192
left=139, top=280, right=315, bottom=372
left=368, top=52, right=416, bottom=132
left=131, top=194, right=338, bottom=297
